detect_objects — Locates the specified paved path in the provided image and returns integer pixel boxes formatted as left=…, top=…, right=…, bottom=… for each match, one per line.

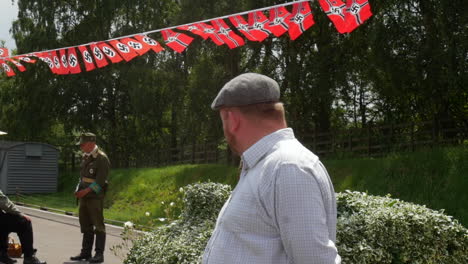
left=8, top=206, right=128, bottom=264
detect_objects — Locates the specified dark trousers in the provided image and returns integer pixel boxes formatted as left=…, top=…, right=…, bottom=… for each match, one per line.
left=79, top=198, right=105, bottom=234
left=0, top=213, right=34, bottom=257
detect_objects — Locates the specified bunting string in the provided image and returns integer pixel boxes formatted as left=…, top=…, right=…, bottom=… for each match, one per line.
left=0, top=0, right=372, bottom=77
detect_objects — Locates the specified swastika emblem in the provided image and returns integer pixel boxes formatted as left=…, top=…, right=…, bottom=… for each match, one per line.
left=93, top=47, right=103, bottom=60
left=117, top=43, right=130, bottom=53
left=83, top=51, right=92, bottom=62
left=128, top=41, right=142, bottom=50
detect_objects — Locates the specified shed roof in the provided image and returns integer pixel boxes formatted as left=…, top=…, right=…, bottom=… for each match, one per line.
left=0, top=141, right=59, bottom=151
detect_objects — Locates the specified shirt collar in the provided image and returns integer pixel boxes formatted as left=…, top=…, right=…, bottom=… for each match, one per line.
left=241, top=128, right=295, bottom=170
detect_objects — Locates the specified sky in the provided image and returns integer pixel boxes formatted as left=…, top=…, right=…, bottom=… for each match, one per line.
left=0, top=0, right=18, bottom=50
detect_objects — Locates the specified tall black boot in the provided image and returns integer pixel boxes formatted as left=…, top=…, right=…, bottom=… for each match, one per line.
left=88, top=232, right=105, bottom=263
left=70, top=232, right=93, bottom=261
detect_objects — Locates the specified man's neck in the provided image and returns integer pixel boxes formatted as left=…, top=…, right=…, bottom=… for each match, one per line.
left=239, top=124, right=287, bottom=154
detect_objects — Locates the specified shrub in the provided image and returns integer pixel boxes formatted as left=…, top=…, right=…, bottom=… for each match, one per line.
left=123, top=182, right=231, bottom=264
left=123, top=184, right=468, bottom=264
left=336, top=191, right=468, bottom=263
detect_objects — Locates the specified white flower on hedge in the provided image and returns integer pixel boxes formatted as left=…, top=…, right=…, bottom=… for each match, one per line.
left=158, top=218, right=166, bottom=222
left=170, top=202, right=175, bottom=207
left=161, top=201, right=165, bottom=205
left=179, top=187, right=184, bottom=193
left=124, top=221, right=134, bottom=229
left=145, top=211, right=151, bottom=216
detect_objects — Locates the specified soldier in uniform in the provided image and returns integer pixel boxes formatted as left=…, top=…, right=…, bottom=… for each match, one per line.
left=70, top=133, right=110, bottom=263
left=0, top=190, right=46, bottom=264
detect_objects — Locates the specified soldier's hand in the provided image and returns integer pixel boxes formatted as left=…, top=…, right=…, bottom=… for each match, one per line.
left=75, top=188, right=91, bottom=198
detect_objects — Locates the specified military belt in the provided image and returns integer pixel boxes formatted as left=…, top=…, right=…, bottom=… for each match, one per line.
left=82, top=177, right=96, bottom=183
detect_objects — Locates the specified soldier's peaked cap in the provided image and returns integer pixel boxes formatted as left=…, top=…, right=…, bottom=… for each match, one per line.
left=211, top=73, right=280, bottom=110
left=76, top=132, right=97, bottom=145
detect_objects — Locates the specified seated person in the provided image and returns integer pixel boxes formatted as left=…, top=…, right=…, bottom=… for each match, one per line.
left=0, top=190, right=46, bottom=264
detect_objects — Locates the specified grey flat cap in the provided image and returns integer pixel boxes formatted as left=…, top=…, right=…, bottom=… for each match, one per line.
left=211, top=73, right=280, bottom=110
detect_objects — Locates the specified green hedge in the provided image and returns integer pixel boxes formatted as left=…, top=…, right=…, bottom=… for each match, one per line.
left=123, top=183, right=231, bottom=264
left=123, top=183, right=468, bottom=264
left=336, top=191, right=467, bottom=263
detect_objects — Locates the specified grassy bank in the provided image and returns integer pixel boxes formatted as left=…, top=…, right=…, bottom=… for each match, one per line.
left=18, top=145, right=467, bottom=227
left=18, top=164, right=239, bottom=227
left=325, top=145, right=468, bottom=227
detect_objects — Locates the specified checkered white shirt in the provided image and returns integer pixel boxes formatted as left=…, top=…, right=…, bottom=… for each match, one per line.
left=203, top=128, right=341, bottom=264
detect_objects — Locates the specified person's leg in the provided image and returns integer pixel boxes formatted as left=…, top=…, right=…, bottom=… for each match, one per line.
left=1, top=213, right=45, bottom=264
left=70, top=198, right=94, bottom=261
left=0, top=213, right=17, bottom=264
left=88, top=199, right=105, bottom=264
left=9, top=215, right=34, bottom=258
left=0, top=214, right=9, bottom=254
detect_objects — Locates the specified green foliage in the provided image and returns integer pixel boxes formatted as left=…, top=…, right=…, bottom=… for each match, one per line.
left=18, top=164, right=238, bottom=227
left=3, top=0, right=466, bottom=169
left=123, top=182, right=231, bottom=264
left=124, top=183, right=468, bottom=264
left=19, top=145, right=467, bottom=228
left=336, top=191, right=468, bottom=263
left=326, top=146, right=468, bottom=227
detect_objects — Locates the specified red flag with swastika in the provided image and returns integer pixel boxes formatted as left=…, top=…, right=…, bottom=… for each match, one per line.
left=0, top=59, right=15, bottom=76
left=98, top=42, right=123, bottom=64
left=78, top=45, right=96, bottom=72
left=89, top=43, right=109, bottom=68
left=0, top=48, right=9, bottom=58
left=109, top=39, right=139, bottom=61
left=50, top=50, right=65, bottom=75
left=211, top=19, right=245, bottom=49
left=7, top=58, right=26, bottom=72
left=34, top=52, right=57, bottom=74
left=248, top=11, right=272, bottom=42
left=59, top=49, right=71, bottom=75
left=178, top=24, right=210, bottom=40
left=229, top=15, right=258, bottom=42
left=133, top=35, right=164, bottom=53
left=268, top=6, right=292, bottom=37
left=194, top=23, right=225, bottom=46
left=16, top=56, right=37, bottom=64
left=318, top=0, right=348, bottom=33
left=288, top=1, right=315, bottom=40
left=67, top=47, right=81, bottom=74
left=119, top=37, right=150, bottom=56
left=161, top=29, right=194, bottom=53
left=345, top=0, right=372, bottom=33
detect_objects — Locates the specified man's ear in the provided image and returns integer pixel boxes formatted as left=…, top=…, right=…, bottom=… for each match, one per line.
left=226, top=110, right=241, bottom=133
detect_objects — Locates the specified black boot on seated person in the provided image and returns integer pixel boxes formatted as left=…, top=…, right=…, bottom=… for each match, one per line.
left=0, top=252, right=17, bottom=264
left=23, top=255, right=46, bottom=264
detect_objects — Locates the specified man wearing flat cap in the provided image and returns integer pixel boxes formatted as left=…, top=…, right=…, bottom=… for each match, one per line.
left=203, top=73, right=341, bottom=264
left=70, top=133, right=110, bottom=263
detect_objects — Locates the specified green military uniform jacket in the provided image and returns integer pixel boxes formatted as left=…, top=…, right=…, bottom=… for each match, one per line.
left=0, top=190, right=21, bottom=215
left=78, top=147, right=110, bottom=199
